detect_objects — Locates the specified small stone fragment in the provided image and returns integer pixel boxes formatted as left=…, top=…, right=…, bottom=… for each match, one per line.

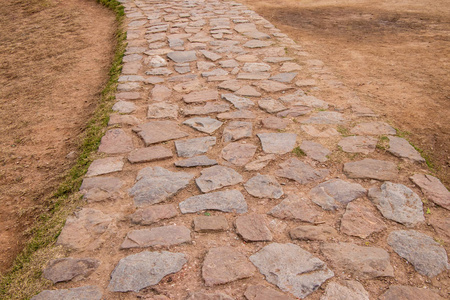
left=290, top=225, right=338, bottom=241
left=235, top=85, right=261, bottom=97
left=340, top=201, right=387, bottom=238
left=221, top=93, right=254, bottom=110
left=121, top=225, right=191, bottom=249
left=410, top=174, right=450, bottom=210
left=235, top=214, right=273, bottom=242
left=258, top=98, right=287, bottom=113
left=175, top=136, right=216, bottom=157
left=167, top=50, right=197, bottom=63
left=130, top=204, right=178, bottom=225
left=183, top=89, right=219, bottom=103
left=245, top=154, right=276, bottom=171
left=350, top=121, right=396, bottom=135
left=183, top=117, right=223, bottom=134
left=300, top=141, right=330, bottom=162
left=175, top=156, right=218, bottom=168
left=276, top=158, right=329, bottom=184
left=261, top=116, right=288, bottom=129
left=338, top=136, right=377, bottom=154
left=86, top=157, right=124, bottom=177
left=99, top=129, right=134, bottom=154
left=258, top=133, right=297, bottom=154
left=269, top=194, right=322, bottom=223
left=179, top=190, right=247, bottom=214
left=222, top=121, right=252, bottom=142
left=344, top=159, right=398, bottom=181
left=43, top=258, right=100, bottom=283
left=321, top=280, right=370, bottom=300
left=133, top=121, right=188, bottom=146
left=379, top=285, right=445, bottom=300
left=309, top=179, right=366, bottom=211
left=128, top=146, right=173, bottom=163
left=244, top=174, right=283, bottom=199
left=221, top=142, right=257, bottom=166
left=31, top=286, right=102, bottom=300
left=388, top=136, right=425, bottom=162
left=193, top=216, right=229, bottom=232
left=253, top=80, right=293, bottom=93
left=196, top=165, right=243, bottom=193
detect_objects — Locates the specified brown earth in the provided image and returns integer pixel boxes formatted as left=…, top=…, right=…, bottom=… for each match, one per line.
left=239, top=0, right=450, bottom=186
left=0, top=0, right=115, bottom=274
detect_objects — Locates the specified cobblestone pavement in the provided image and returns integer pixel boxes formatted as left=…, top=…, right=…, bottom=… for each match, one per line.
left=32, top=0, right=450, bottom=299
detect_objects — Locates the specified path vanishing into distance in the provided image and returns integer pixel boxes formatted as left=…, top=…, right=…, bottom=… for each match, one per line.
left=32, top=0, right=450, bottom=299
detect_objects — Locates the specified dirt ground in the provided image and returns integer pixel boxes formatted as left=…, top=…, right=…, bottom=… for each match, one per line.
left=239, top=0, right=450, bottom=186
left=0, top=0, right=115, bottom=274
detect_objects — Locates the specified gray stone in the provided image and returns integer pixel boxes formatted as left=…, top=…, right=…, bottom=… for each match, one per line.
left=121, top=225, right=191, bottom=249
left=280, top=62, right=302, bottom=72
left=200, top=50, right=222, bottom=61
left=242, top=62, right=271, bottom=73
left=133, top=121, right=188, bottom=146
left=187, top=292, right=234, bottom=300
left=269, top=194, right=322, bottom=223
left=235, top=85, right=261, bottom=97
left=175, top=136, right=216, bottom=157
left=350, top=121, right=396, bottom=135
left=196, top=165, right=243, bottom=193
left=300, top=141, right=330, bottom=162
left=258, top=98, right=287, bottom=113
left=179, top=190, right=247, bottom=214
left=261, top=116, right=288, bottom=129
left=197, top=61, right=216, bottom=71
left=122, top=62, right=142, bottom=75
left=244, top=174, right=283, bottom=199
left=369, top=182, right=424, bottom=226
left=86, top=157, right=124, bottom=177
left=217, top=110, right=256, bottom=120
left=276, top=158, right=329, bottom=184
left=379, top=285, right=445, bottom=300
left=243, top=31, right=271, bottom=40
left=129, top=167, right=194, bottom=206
left=117, top=82, right=141, bottom=92
left=183, top=89, right=219, bottom=103
left=340, top=201, right=387, bottom=238
left=183, top=102, right=230, bottom=116
left=243, top=40, right=272, bottom=48
left=108, top=114, right=141, bottom=126
left=43, top=258, right=100, bottom=283
left=175, top=156, right=218, bottom=168
left=219, top=59, right=239, bottom=68
left=430, top=215, right=450, bottom=244
left=112, top=100, right=136, bottom=113
left=321, top=280, right=369, bottom=300
left=223, top=121, right=252, bottom=143
left=202, top=68, right=229, bottom=77
left=321, top=242, right=394, bottom=279
left=250, top=243, right=334, bottom=299
left=290, top=225, right=338, bottom=241
left=221, top=142, right=257, bottom=166
left=410, top=174, right=450, bottom=210
left=183, top=117, right=223, bottom=134
left=203, top=246, right=256, bottom=286
left=244, top=285, right=293, bottom=300
left=130, top=204, right=178, bottom=225
left=146, top=68, right=173, bottom=76
left=302, top=111, right=344, bottom=124
left=258, top=133, right=297, bottom=154
left=301, top=125, right=339, bottom=137
left=221, top=93, right=255, bottom=110
left=128, top=146, right=173, bottom=163
left=108, top=251, right=187, bottom=292
left=236, top=214, right=273, bottom=242
left=79, top=176, right=123, bottom=200
left=151, top=86, right=172, bottom=101
left=237, top=72, right=271, bottom=80
left=167, top=51, right=197, bottom=63
left=344, top=159, right=398, bottom=181
left=193, top=216, right=229, bottom=232
left=253, top=80, right=293, bottom=93
left=270, top=72, right=297, bottom=83
left=309, top=179, right=366, bottom=211
left=245, top=154, right=276, bottom=171
left=98, top=129, right=133, bottom=154
left=147, top=102, right=178, bottom=119
left=147, top=55, right=168, bottom=67
left=388, top=136, right=425, bottom=162
left=31, top=286, right=102, bottom=300
left=116, top=91, right=140, bottom=100
left=234, top=23, right=257, bottom=33
left=338, top=136, right=377, bottom=154
left=277, top=106, right=312, bottom=118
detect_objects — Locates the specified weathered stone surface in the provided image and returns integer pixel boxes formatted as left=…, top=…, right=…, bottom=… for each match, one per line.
left=379, top=285, right=445, bottom=300
left=222, top=121, right=252, bottom=143
left=243, top=40, right=272, bottom=48
left=244, top=174, right=283, bottom=199
left=56, top=208, right=113, bottom=250
left=175, top=136, right=216, bottom=157
left=350, top=121, right=396, bottom=135
left=43, top=258, right=100, bottom=283
left=369, top=182, right=424, bottom=226
left=221, top=142, right=257, bottom=166
left=219, top=79, right=242, bottom=92
left=179, top=190, right=247, bottom=214
left=117, top=91, right=141, bottom=100
left=321, top=280, right=370, bottom=300
left=277, top=106, right=312, bottom=118
left=242, top=62, right=271, bottom=73
left=430, top=215, right=450, bottom=244
left=321, top=242, right=394, bottom=279
left=202, top=68, right=229, bottom=77
left=86, top=157, right=124, bottom=177
left=217, top=110, right=256, bottom=119
left=387, top=230, right=449, bottom=277
left=130, top=204, right=178, bottom=225
left=238, top=72, right=271, bottom=80
left=196, top=165, right=243, bottom=193
left=199, top=50, right=222, bottom=61
left=261, top=116, right=288, bottom=129
left=388, top=136, right=425, bottom=162
left=234, top=23, right=257, bottom=33
left=410, top=174, right=450, bottom=210
left=146, top=67, right=173, bottom=76
left=301, top=125, right=339, bottom=137
left=244, top=285, right=293, bottom=300
left=258, top=98, right=287, bottom=113
left=253, top=80, right=293, bottom=93
left=351, top=103, right=377, bottom=117
left=302, top=111, right=344, bottom=124
left=340, top=201, right=387, bottom=238
left=219, top=59, right=239, bottom=68
left=133, top=121, right=188, bottom=146
left=31, top=286, right=102, bottom=300
left=183, top=117, right=223, bottom=134
left=183, top=89, right=219, bottom=103
left=221, top=93, right=254, bottom=110
left=344, top=159, right=398, bottom=181
left=121, top=225, right=191, bottom=249
left=147, top=102, right=178, bottom=119
left=175, top=155, right=218, bottom=168
left=264, top=56, right=294, bottom=63
left=250, top=243, right=334, bottom=299
left=258, top=133, right=297, bottom=154
left=197, top=61, right=216, bottom=71
left=167, top=50, right=197, bottom=63
left=235, top=85, right=261, bottom=97
left=295, top=79, right=317, bottom=87
left=108, top=251, right=187, bottom=292
left=108, top=114, right=141, bottom=126
left=186, top=292, right=234, bottom=300
left=290, top=225, right=338, bottom=241
left=128, top=146, right=173, bottom=163
left=245, top=154, right=276, bottom=171
left=174, top=80, right=202, bottom=93
left=236, top=214, right=272, bottom=242
left=80, top=176, right=123, bottom=198
left=280, top=62, right=302, bottom=72
left=269, top=194, right=322, bottom=223
left=338, top=136, right=377, bottom=154
left=183, top=102, right=230, bottom=116
left=147, top=55, right=167, bottom=67
left=243, top=31, right=271, bottom=39
left=193, top=215, right=229, bottom=232
left=98, top=129, right=133, bottom=154
left=203, top=247, right=256, bottom=286
left=309, top=179, right=366, bottom=211
left=276, top=158, right=329, bottom=184
left=300, top=141, right=330, bottom=162
left=270, top=72, right=297, bottom=83
left=129, top=167, right=194, bottom=206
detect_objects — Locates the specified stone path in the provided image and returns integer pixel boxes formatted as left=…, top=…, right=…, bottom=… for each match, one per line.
left=33, top=0, right=450, bottom=299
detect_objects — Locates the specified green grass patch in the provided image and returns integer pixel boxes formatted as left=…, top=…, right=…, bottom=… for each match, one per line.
left=376, top=135, right=390, bottom=151
left=292, top=146, right=306, bottom=157
left=337, top=125, right=350, bottom=137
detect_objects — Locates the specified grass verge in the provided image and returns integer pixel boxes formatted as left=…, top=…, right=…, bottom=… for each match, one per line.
left=0, top=0, right=126, bottom=299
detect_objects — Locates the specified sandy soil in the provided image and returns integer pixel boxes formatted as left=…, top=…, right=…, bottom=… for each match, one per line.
left=0, top=0, right=115, bottom=273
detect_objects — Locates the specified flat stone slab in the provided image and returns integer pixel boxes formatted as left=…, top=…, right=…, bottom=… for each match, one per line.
left=300, top=141, right=330, bottom=162
left=430, top=215, right=450, bottom=244
left=223, top=121, right=252, bottom=142
left=203, top=246, right=256, bottom=286
left=290, top=225, right=338, bottom=241
left=301, top=125, right=339, bottom=137
left=183, top=117, right=223, bottom=134
left=369, top=182, right=424, bottom=226
left=86, top=157, right=124, bottom=177
left=121, top=225, right=191, bottom=248
left=309, top=179, right=366, bottom=211
left=193, top=215, right=229, bottom=232
left=250, top=243, right=334, bottom=299
left=338, top=136, right=377, bottom=154
left=244, top=285, right=294, bottom=300
left=258, top=133, right=297, bottom=154
left=128, top=146, right=173, bottom=163
left=253, top=80, right=293, bottom=93
left=147, top=102, right=178, bottom=119
left=238, top=72, right=271, bottom=80
left=340, top=201, right=387, bottom=238
left=379, top=285, right=445, bottom=300
left=321, top=242, right=394, bottom=279
left=269, top=194, right=322, bottom=223
left=262, top=116, right=288, bottom=129
left=235, top=85, right=261, bottom=97
left=219, top=80, right=241, bottom=92
left=175, top=155, right=218, bottom=168
left=221, top=142, right=257, bottom=166
left=276, top=158, right=329, bottom=184
left=270, top=72, right=297, bottom=83
left=258, top=98, right=287, bottom=113
left=167, top=50, right=197, bottom=63
left=221, top=93, right=255, bottom=109
left=236, top=214, right=273, bottom=242
left=31, top=286, right=102, bottom=300
left=129, top=167, right=194, bottom=206
left=243, top=40, right=273, bottom=48
left=217, top=110, right=256, bottom=119
left=108, top=114, right=141, bottom=126
left=280, top=62, right=302, bottom=72
left=79, top=176, right=123, bottom=202
left=244, top=174, right=283, bottom=199
left=245, top=154, right=276, bottom=171
left=179, top=190, right=247, bottom=214
left=175, top=136, right=216, bottom=157
left=133, top=121, right=189, bottom=146
left=187, top=292, right=233, bottom=300
left=98, top=129, right=133, bottom=154
left=302, top=111, right=344, bottom=124
left=112, top=100, right=136, bottom=113
left=350, top=121, right=396, bottom=135
left=388, top=136, right=424, bottom=162
left=183, top=89, right=219, bottom=103
left=108, top=251, right=187, bottom=292
left=344, top=158, right=398, bottom=181
left=321, top=280, right=370, bottom=300
left=387, top=230, right=449, bottom=277
left=43, top=258, right=100, bottom=283
left=410, top=174, right=450, bottom=210
left=195, top=165, right=243, bottom=193
left=200, top=49, right=222, bottom=61
left=130, top=204, right=178, bottom=225
left=242, top=62, right=271, bottom=72
left=183, top=102, right=230, bottom=116
left=277, top=106, right=312, bottom=118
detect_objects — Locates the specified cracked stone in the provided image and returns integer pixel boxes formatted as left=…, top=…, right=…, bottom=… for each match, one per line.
left=98, top=129, right=133, bottom=154
left=309, top=179, right=366, bottom=211
left=121, top=225, right=191, bottom=249
left=200, top=50, right=222, bottom=61
left=244, top=174, right=283, bottom=199
left=147, top=102, right=178, bottom=119
left=276, top=158, right=329, bottom=184
left=245, top=154, right=276, bottom=171
left=223, top=121, right=252, bottom=143
left=180, top=190, right=247, bottom=214
left=258, top=98, right=287, bottom=113
left=221, top=93, right=255, bottom=110
left=388, top=136, right=425, bottom=162
left=133, top=121, right=188, bottom=146
left=175, top=136, right=216, bottom=157
left=147, top=55, right=168, bottom=67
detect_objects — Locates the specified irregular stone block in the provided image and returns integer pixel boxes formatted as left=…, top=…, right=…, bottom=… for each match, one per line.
left=195, top=165, right=243, bottom=193
left=244, top=174, right=283, bottom=199
left=121, top=225, right=191, bottom=249
left=236, top=214, right=273, bottom=242
left=180, top=190, right=247, bottom=214
left=344, top=159, right=398, bottom=181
